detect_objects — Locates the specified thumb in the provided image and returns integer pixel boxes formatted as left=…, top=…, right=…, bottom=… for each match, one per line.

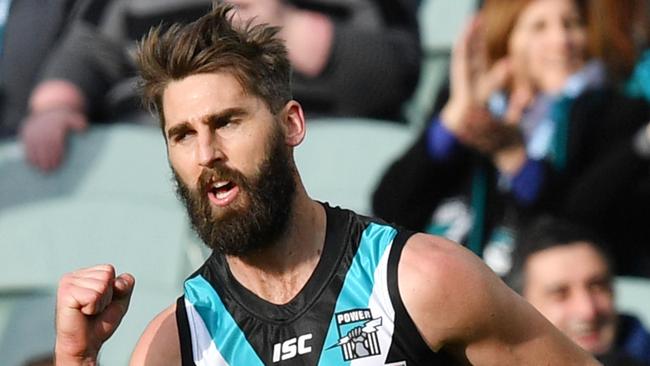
left=111, top=273, right=135, bottom=315
left=114, top=273, right=135, bottom=298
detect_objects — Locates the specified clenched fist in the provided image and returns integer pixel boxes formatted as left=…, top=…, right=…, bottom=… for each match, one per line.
left=55, top=265, right=135, bottom=366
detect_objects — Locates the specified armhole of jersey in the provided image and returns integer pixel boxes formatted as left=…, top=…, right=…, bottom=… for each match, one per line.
left=387, top=230, right=436, bottom=356
left=176, top=295, right=196, bottom=366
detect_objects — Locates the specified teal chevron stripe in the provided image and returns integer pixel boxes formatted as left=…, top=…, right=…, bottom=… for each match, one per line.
left=185, top=275, right=263, bottom=365
left=318, top=223, right=397, bottom=364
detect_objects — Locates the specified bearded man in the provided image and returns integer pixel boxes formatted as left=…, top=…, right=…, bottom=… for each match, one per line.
left=53, top=3, right=599, bottom=365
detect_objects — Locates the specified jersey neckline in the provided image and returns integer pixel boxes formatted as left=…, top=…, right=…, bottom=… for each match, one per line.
left=207, top=202, right=350, bottom=324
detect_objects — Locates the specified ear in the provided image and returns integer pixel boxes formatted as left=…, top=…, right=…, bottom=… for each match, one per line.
left=280, top=100, right=306, bottom=147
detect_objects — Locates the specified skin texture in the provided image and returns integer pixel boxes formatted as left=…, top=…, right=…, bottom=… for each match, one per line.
left=55, top=72, right=600, bottom=365
left=399, top=234, right=597, bottom=365
left=523, top=242, right=617, bottom=355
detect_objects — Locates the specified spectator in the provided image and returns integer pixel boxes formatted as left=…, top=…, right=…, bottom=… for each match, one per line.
left=507, top=216, right=650, bottom=365
left=560, top=120, right=650, bottom=277
left=0, top=0, right=79, bottom=138
left=20, top=0, right=421, bottom=172
left=372, top=0, right=649, bottom=274
left=561, top=0, right=650, bottom=276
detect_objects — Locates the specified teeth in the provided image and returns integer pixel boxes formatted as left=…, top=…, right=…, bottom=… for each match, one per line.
left=216, top=190, right=230, bottom=200
left=212, top=181, right=230, bottom=189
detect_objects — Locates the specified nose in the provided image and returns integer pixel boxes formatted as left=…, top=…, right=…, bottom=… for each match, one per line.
left=197, top=129, right=224, bottom=167
left=572, top=290, right=599, bottom=321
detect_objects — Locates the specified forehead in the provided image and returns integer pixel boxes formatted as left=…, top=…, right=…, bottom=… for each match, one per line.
left=518, top=0, right=578, bottom=22
left=162, top=72, right=258, bottom=129
left=525, top=242, right=609, bottom=286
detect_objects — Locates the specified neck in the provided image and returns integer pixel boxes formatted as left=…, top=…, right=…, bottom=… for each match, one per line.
left=225, top=180, right=326, bottom=304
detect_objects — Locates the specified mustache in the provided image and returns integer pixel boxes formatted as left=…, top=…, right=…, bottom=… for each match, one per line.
left=197, top=162, right=251, bottom=196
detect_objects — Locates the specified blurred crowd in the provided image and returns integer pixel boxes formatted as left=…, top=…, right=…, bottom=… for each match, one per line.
left=374, top=0, right=650, bottom=279
left=1, top=0, right=650, bottom=365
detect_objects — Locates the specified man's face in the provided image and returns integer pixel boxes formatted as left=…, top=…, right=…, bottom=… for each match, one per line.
left=163, top=72, right=296, bottom=255
left=523, top=242, right=617, bottom=355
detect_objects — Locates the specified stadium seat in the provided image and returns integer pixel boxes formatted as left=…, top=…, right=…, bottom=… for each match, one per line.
left=616, top=276, right=650, bottom=327
left=295, top=118, right=416, bottom=216
left=403, top=0, right=478, bottom=127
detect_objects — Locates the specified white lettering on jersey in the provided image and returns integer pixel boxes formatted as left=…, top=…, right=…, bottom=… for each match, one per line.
left=272, top=333, right=313, bottom=363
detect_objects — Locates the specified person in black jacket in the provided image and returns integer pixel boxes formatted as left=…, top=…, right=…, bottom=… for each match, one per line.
left=0, top=0, right=79, bottom=138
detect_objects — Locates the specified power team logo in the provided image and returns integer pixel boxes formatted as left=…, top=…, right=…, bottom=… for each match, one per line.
left=327, top=308, right=383, bottom=361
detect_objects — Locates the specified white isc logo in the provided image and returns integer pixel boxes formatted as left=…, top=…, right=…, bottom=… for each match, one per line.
left=272, top=333, right=313, bottom=363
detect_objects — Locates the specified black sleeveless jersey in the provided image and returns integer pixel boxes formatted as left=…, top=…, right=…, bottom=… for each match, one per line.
left=175, top=204, right=457, bottom=365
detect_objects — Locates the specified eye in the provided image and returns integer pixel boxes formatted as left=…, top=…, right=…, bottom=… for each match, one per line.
left=563, top=15, right=583, bottom=31
left=548, top=287, right=570, bottom=302
left=173, top=129, right=195, bottom=143
left=530, top=19, right=547, bottom=33
left=214, top=116, right=236, bottom=129
left=589, top=279, right=612, bottom=295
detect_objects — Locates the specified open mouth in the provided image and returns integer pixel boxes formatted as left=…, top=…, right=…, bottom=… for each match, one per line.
left=207, top=180, right=240, bottom=207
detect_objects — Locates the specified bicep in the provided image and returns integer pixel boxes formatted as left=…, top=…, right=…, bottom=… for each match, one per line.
left=399, top=235, right=597, bottom=365
left=130, top=304, right=181, bottom=366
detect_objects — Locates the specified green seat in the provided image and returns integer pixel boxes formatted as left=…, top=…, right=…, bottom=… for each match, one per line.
left=296, top=118, right=415, bottom=216
left=403, top=0, right=478, bottom=127
left=615, top=276, right=650, bottom=327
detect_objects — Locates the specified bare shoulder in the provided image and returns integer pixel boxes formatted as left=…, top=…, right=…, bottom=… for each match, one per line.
left=397, top=233, right=499, bottom=346
left=130, top=303, right=181, bottom=365
left=400, top=232, right=487, bottom=280
left=398, top=233, right=598, bottom=365
left=399, top=233, right=496, bottom=303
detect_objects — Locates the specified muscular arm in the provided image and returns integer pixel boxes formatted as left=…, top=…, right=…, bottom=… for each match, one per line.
left=399, top=234, right=599, bottom=365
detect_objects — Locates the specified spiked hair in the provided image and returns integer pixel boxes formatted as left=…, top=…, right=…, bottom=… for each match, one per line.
left=136, top=3, right=292, bottom=129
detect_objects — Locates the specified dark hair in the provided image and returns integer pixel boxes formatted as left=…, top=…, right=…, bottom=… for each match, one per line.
left=506, top=215, right=613, bottom=294
left=136, top=2, right=292, bottom=130
left=587, top=0, right=649, bottom=82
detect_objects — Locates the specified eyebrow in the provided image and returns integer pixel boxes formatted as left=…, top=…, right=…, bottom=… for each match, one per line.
left=166, top=107, right=249, bottom=140
left=166, top=122, right=191, bottom=141
left=205, top=107, right=248, bottom=129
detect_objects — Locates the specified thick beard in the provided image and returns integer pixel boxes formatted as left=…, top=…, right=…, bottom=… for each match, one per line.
left=173, top=128, right=296, bottom=256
